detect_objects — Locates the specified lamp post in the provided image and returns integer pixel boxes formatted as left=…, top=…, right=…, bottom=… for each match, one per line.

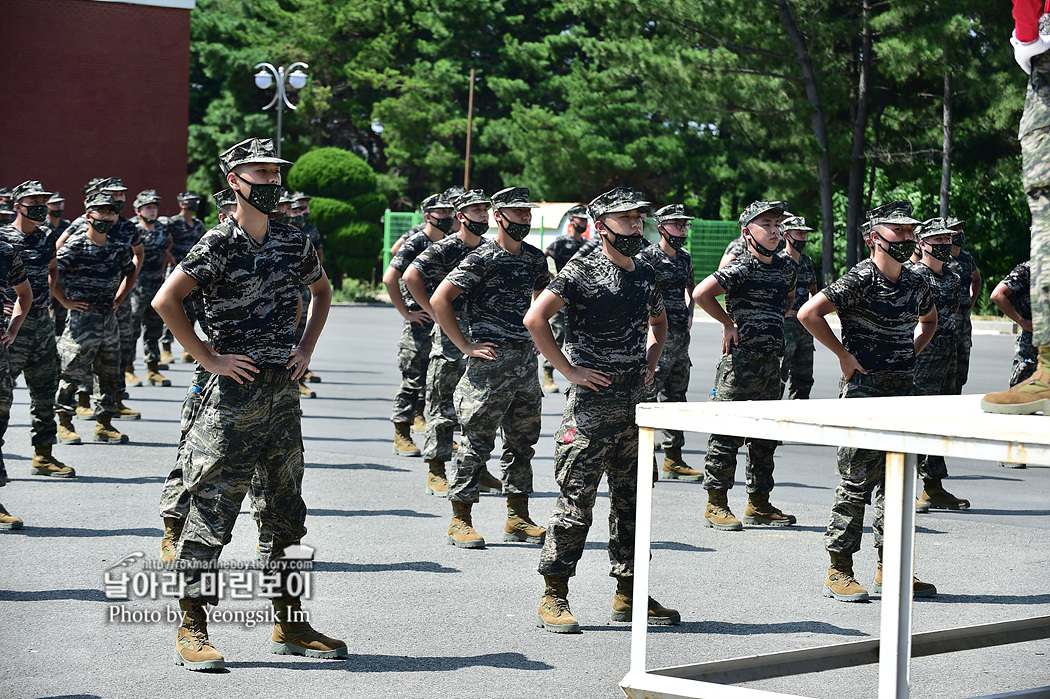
left=253, top=61, right=309, bottom=158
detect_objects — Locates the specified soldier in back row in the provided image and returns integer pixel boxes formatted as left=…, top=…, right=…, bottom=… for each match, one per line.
left=779, top=216, right=818, bottom=400
left=541, top=204, right=589, bottom=394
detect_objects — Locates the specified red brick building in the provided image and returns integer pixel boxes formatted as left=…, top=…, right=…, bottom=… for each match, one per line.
left=0, top=0, right=194, bottom=218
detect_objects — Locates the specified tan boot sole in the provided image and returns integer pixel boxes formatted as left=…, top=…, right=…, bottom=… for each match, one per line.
left=536, top=613, right=580, bottom=634
left=503, top=529, right=545, bottom=545
left=270, top=640, right=347, bottom=658
left=661, top=468, right=702, bottom=482
left=980, top=397, right=1050, bottom=415
left=173, top=650, right=225, bottom=671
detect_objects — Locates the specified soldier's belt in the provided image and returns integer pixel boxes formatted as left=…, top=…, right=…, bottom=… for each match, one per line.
left=484, top=339, right=532, bottom=351
left=253, top=367, right=293, bottom=381
left=16, top=306, right=49, bottom=318
left=78, top=303, right=114, bottom=314
left=607, top=373, right=642, bottom=386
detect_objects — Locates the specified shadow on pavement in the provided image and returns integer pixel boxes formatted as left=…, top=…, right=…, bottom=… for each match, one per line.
left=75, top=475, right=165, bottom=484
left=0, top=588, right=109, bottom=602
left=309, top=508, right=439, bottom=519
left=8, top=526, right=162, bottom=538
left=917, top=592, right=1050, bottom=604
left=304, top=461, right=410, bottom=473
left=311, top=560, right=460, bottom=574
left=229, top=651, right=553, bottom=672
left=648, top=620, right=869, bottom=636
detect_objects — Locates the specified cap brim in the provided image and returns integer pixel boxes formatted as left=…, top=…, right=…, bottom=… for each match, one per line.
left=18, top=190, right=52, bottom=200
left=493, top=202, right=539, bottom=209
left=877, top=216, right=922, bottom=226
left=604, top=201, right=652, bottom=215
left=784, top=225, right=815, bottom=232
left=657, top=215, right=695, bottom=222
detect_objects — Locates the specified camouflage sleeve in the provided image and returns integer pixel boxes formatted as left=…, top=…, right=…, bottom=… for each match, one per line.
left=179, top=229, right=227, bottom=288
left=547, top=258, right=581, bottom=303
left=47, top=230, right=57, bottom=261
left=1002, top=262, right=1030, bottom=295
left=723, top=236, right=746, bottom=257
left=821, top=266, right=866, bottom=312
left=445, top=246, right=492, bottom=295
left=684, top=250, right=694, bottom=285
left=916, top=277, right=934, bottom=317
left=650, top=285, right=665, bottom=319
left=711, top=258, right=749, bottom=295
left=410, top=242, right=441, bottom=277
left=300, top=236, right=323, bottom=286
left=390, top=233, right=424, bottom=273
left=8, top=250, right=26, bottom=288
left=55, top=237, right=75, bottom=273
left=120, top=246, right=136, bottom=279
left=533, top=249, right=550, bottom=292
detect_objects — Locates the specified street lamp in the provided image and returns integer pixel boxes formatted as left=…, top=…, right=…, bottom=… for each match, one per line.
left=253, top=61, right=309, bottom=157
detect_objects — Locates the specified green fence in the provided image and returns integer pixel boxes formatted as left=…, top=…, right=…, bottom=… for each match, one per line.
left=382, top=211, right=425, bottom=271
left=687, top=220, right=740, bottom=283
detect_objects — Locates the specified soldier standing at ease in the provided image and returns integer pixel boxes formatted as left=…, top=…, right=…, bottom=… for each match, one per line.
left=161, top=190, right=206, bottom=364
left=0, top=239, right=32, bottom=529
left=779, top=216, right=818, bottom=399
left=45, top=191, right=70, bottom=237
left=798, top=201, right=938, bottom=602
left=943, top=216, right=980, bottom=394
left=431, top=187, right=549, bottom=550
left=527, top=187, right=677, bottom=634
left=288, top=193, right=323, bottom=392
left=541, top=204, right=588, bottom=394
left=0, top=181, right=75, bottom=476
left=153, top=137, right=343, bottom=671
left=693, top=201, right=797, bottom=531
left=637, top=203, right=701, bottom=481
left=990, top=260, right=1036, bottom=467
left=129, top=190, right=174, bottom=389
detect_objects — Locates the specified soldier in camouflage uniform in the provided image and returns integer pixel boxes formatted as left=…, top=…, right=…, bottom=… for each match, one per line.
left=129, top=190, right=173, bottom=388
left=431, top=187, right=548, bottom=550
left=288, top=192, right=323, bottom=393
left=527, top=186, right=678, bottom=633
left=45, top=191, right=70, bottom=237
left=0, top=189, right=14, bottom=226
left=798, top=200, right=938, bottom=602
left=990, top=261, right=1037, bottom=466
left=0, top=181, right=75, bottom=476
left=779, top=216, right=818, bottom=399
left=942, top=217, right=981, bottom=393
left=637, top=203, right=701, bottom=481
left=383, top=193, right=453, bottom=456
left=403, top=189, right=502, bottom=497
left=694, top=201, right=797, bottom=531
left=53, top=192, right=137, bottom=445
left=390, top=186, right=465, bottom=257
left=906, top=221, right=971, bottom=511
left=541, top=204, right=588, bottom=393
left=154, top=137, right=343, bottom=671
left=161, top=190, right=206, bottom=364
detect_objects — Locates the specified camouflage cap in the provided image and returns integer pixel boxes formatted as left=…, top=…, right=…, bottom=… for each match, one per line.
left=420, top=193, right=454, bottom=212
left=454, top=189, right=489, bottom=211
left=0, top=203, right=13, bottom=216
left=278, top=189, right=297, bottom=205
left=588, top=187, right=649, bottom=219
left=781, top=215, right=815, bottom=232
left=82, top=178, right=105, bottom=196
left=0, top=188, right=11, bottom=199
left=866, top=200, right=921, bottom=227
left=177, top=190, right=200, bottom=203
left=290, top=197, right=306, bottom=211
left=219, top=137, right=292, bottom=175
left=654, top=203, right=694, bottom=224
left=944, top=215, right=966, bottom=230
left=738, top=200, right=788, bottom=228
left=444, top=186, right=467, bottom=208
left=292, top=191, right=311, bottom=202
left=566, top=204, right=588, bottom=218
left=133, top=189, right=161, bottom=209
left=99, top=177, right=127, bottom=192
left=915, top=218, right=952, bottom=241
left=84, top=192, right=118, bottom=210
left=491, top=186, right=539, bottom=210
left=12, top=180, right=52, bottom=202
left=213, top=188, right=236, bottom=208
left=47, top=191, right=65, bottom=204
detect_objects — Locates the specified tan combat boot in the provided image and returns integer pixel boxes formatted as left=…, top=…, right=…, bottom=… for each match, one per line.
left=411, top=405, right=426, bottom=432
left=302, top=370, right=321, bottom=383
left=981, top=345, right=1050, bottom=414
left=661, top=446, right=703, bottom=481
left=124, top=366, right=143, bottom=388
left=425, top=460, right=449, bottom=497
left=56, top=413, right=82, bottom=445
left=743, top=492, right=797, bottom=526
left=536, top=576, right=581, bottom=633
left=919, top=479, right=970, bottom=510
left=479, top=467, right=503, bottom=494
left=704, top=489, right=742, bottom=531
left=448, top=501, right=485, bottom=548
left=75, top=390, right=94, bottom=419
left=298, top=380, right=316, bottom=398
left=504, top=495, right=546, bottom=544
left=146, top=361, right=172, bottom=387
left=115, top=396, right=141, bottom=420
left=94, top=414, right=129, bottom=443
left=393, top=422, right=420, bottom=457
left=611, top=576, right=681, bottom=625
left=823, top=551, right=869, bottom=602
left=915, top=498, right=931, bottom=514
left=30, top=445, right=76, bottom=478
left=873, top=548, right=937, bottom=598
left=161, top=517, right=184, bottom=564
left=270, top=597, right=347, bottom=658
left=541, top=366, right=560, bottom=394
left=160, top=342, right=175, bottom=364
left=0, top=502, right=23, bottom=530
left=182, top=350, right=194, bottom=363
left=174, top=599, right=225, bottom=671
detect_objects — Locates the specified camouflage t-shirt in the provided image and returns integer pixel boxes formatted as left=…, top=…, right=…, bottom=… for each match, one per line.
left=0, top=242, right=28, bottom=302
left=165, top=214, right=206, bottom=262
left=1001, top=261, right=1032, bottom=320
left=712, top=250, right=796, bottom=356
left=445, top=240, right=549, bottom=343
left=44, top=218, right=70, bottom=238
left=56, top=230, right=136, bottom=306
left=548, top=251, right=665, bottom=374
left=822, top=258, right=934, bottom=377
left=782, top=250, right=817, bottom=312
left=137, top=221, right=171, bottom=286
left=301, top=222, right=323, bottom=251
left=179, top=219, right=322, bottom=369
left=545, top=235, right=584, bottom=272
left=390, top=230, right=440, bottom=312
left=411, top=235, right=489, bottom=313
left=905, top=261, right=960, bottom=340
left=723, top=235, right=746, bottom=259
left=0, top=223, right=57, bottom=309
left=945, top=249, right=978, bottom=312
left=636, top=244, right=693, bottom=331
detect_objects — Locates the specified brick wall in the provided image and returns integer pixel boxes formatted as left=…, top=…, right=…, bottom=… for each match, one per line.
left=0, top=0, right=191, bottom=219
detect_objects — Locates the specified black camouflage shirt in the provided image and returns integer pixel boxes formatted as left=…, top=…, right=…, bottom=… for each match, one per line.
left=165, top=214, right=206, bottom=262
left=712, top=250, right=796, bottom=356
left=545, top=235, right=584, bottom=272
left=905, top=261, right=960, bottom=340
left=548, top=251, right=665, bottom=374
left=637, top=244, right=693, bottom=331
left=1001, top=261, right=1032, bottom=320
left=179, top=219, right=323, bottom=369
left=723, top=235, right=746, bottom=258
left=44, top=218, right=70, bottom=238
left=946, top=249, right=978, bottom=311
left=68, top=216, right=142, bottom=250
left=301, top=222, right=323, bottom=251
left=445, top=241, right=549, bottom=343
left=782, top=250, right=816, bottom=312
left=822, top=258, right=934, bottom=376
left=0, top=242, right=28, bottom=304
left=56, top=231, right=136, bottom=306
left=137, top=221, right=171, bottom=286
left=0, top=223, right=57, bottom=309
left=390, top=230, right=440, bottom=312
left=411, top=236, right=489, bottom=313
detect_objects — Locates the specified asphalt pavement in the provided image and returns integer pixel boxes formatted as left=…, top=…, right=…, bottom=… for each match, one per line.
left=0, top=307, right=1047, bottom=699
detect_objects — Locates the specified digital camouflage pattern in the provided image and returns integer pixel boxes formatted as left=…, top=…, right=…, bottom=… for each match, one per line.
left=906, top=262, right=961, bottom=341
left=821, top=259, right=933, bottom=377
left=55, top=231, right=135, bottom=306
left=703, top=350, right=782, bottom=493
left=449, top=347, right=542, bottom=503
left=0, top=243, right=26, bottom=448
left=545, top=234, right=584, bottom=273
left=1022, top=53, right=1050, bottom=347
left=1001, top=262, right=1038, bottom=384
left=637, top=244, right=693, bottom=331
left=538, top=382, right=645, bottom=580
left=136, top=220, right=170, bottom=288
left=781, top=317, right=815, bottom=399
left=912, top=336, right=954, bottom=482
left=164, top=213, right=206, bottom=262
left=56, top=308, right=121, bottom=416
left=653, top=203, right=694, bottom=224
left=646, top=327, right=691, bottom=449
left=391, top=319, right=432, bottom=424
left=178, top=219, right=322, bottom=369
left=6, top=313, right=60, bottom=446
left=411, top=234, right=487, bottom=313
left=159, top=364, right=211, bottom=519
left=131, top=279, right=165, bottom=365
left=543, top=307, right=567, bottom=373
left=547, top=251, right=664, bottom=375
left=866, top=200, right=921, bottom=227
left=301, top=221, right=323, bottom=252
left=569, top=235, right=602, bottom=261
left=390, top=230, right=440, bottom=312
left=712, top=250, right=796, bottom=356
left=0, top=342, right=11, bottom=453
left=737, top=200, right=787, bottom=228
left=587, top=187, right=649, bottom=219
left=445, top=240, right=549, bottom=343
left=490, top=186, right=540, bottom=210
left=784, top=250, right=816, bottom=312
left=218, top=137, right=292, bottom=174
left=0, top=223, right=56, bottom=309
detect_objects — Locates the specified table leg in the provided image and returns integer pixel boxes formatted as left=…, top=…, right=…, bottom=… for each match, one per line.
left=878, top=451, right=917, bottom=699
left=630, top=426, right=656, bottom=676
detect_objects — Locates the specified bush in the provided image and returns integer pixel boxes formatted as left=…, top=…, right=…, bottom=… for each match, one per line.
left=287, top=147, right=377, bottom=200
left=349, top=191, right=387, bottom=223
left=308, top=196, right=357, bottom=233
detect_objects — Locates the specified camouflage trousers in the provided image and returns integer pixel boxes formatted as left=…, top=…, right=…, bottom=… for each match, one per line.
left=1021, top=126, right=1050, bottom=347
left=76, top=299, right=132, bottom=394
left=5, top=311, right=59, bottom=446
left=703, top=350, right=782, bottom=493
left=390, top=319, right=432, bottom=424
left=449, top=346, right=541, bottom=504
left=912, top=336, right=956, bottom=482
left=0, top=340, right=12, bottom=450
left=645, top=326, right=691, bottom=449
left=780, top=316, right=814, bottom=400
left=1010, top=329, right=1038, bottom=386
left=423, top=321, right=466, bottom=462
left=130, top=280, right=164, bottom=365
left=175, top=370, right=308, bottom=599
left=951, top=314, right=972, bottom=394
left=542, top=307, right=566, bottom=371
left=538, top=380, right=645, bottom=579
left=56, top=308, right=121, bottom=417
left=824, top=372, right=914, bottom=555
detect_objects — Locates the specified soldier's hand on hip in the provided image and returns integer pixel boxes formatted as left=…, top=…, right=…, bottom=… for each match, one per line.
left=286, top=346, right=312, bottom=380
left=406, top=309, right=431, bottom=326
left=464, top=341, right=498, bottom=360
left=838, top=353, right=866, bottom=382
left=643, top=366, right=655, bottom=387
left=203, top=353, right=259, bottom=384
left=721, top=323, right=739, bottom=355
left=566, top=365, right=611, bottom=392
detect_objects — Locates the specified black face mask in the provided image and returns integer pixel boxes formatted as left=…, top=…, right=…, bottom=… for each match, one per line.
left=499, top=217, right=531, bottom=242
left=106, top=199, right=125, bottom=215
left=288, top=215, right=304, bottom=228
left=605, top=230, right=644, bottom=257
left=462, top=216, right=488, bottom=236
left=661, top=231, right=687, bottom=251
left=49, top=208, right=64, bottom=219
left=89, top=216, right=116, bottom=235
left=273, top=212, right=290, bottom=225
left=787, top=236, right=807, bottom=253
left=925, top=242, right=953, bottom=262
left=431, top=215, right=454, bottom=234
left=300, top=213, right=309, bottom=226
left=571, top=221, right=587, bottom=235
left=951, top=232, right=965, bottom=247
left=21, top=204, right=49, bottom=222
left=873, top=232, right=916, bottom=263
left=184, top=200, right=200, bottom=212
left=745, top=232, right=779, bottom=258
left=235, top=174, right=282, bottom=214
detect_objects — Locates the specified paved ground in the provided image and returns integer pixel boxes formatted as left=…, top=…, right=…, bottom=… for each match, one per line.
left=0, top=307, right=1047, bottom=699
